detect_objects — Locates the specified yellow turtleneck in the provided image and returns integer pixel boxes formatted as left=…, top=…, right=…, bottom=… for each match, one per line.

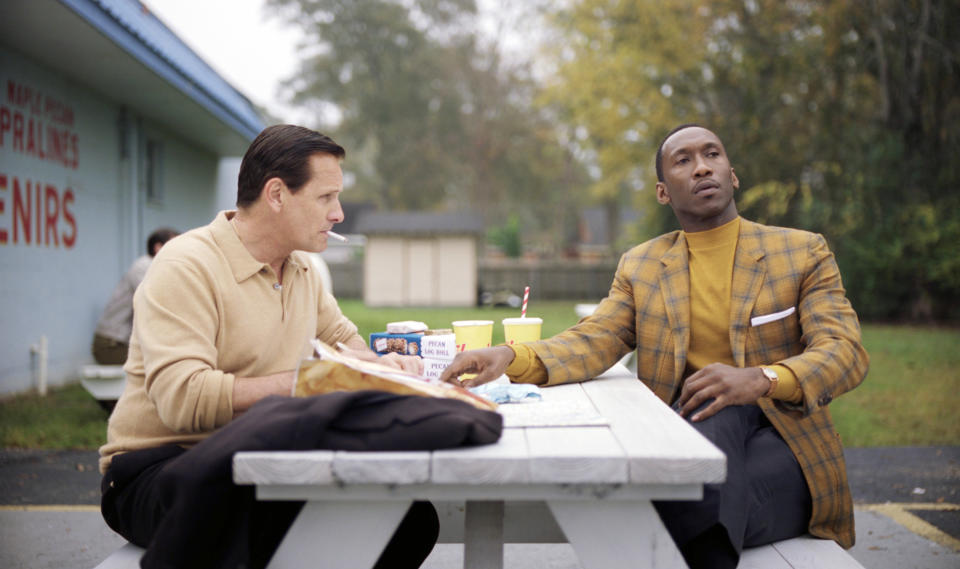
left=684, top=217, right=740, bottom=372
left=683, top=217, right=800, bottom=401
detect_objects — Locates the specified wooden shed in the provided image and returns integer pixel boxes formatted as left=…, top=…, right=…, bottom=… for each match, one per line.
left=354, top=212, right=485, bottom=307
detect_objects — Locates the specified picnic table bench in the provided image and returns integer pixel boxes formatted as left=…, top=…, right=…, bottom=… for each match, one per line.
left=93, top=535, right=864, bottom=569
left=79, top=364, right=125, bottom=411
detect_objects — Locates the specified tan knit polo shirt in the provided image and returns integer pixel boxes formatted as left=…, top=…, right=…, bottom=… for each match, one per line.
left=99, top=211, right=361, bottom=473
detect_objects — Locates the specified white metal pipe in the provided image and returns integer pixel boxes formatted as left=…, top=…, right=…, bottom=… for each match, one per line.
left=31, top=335, right=48, bottom=396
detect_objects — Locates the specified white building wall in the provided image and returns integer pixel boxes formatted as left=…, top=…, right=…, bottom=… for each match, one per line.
left=0, top=46, right=222, bottom=395
left=215, top=156, right=242, bottom=212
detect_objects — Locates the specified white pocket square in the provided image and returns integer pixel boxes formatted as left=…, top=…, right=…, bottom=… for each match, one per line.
left=751, top=306, right=796, bottom=327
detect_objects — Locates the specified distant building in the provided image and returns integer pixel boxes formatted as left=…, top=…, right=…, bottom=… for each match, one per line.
left=577, top=205, right=642, bottom=259
left=0, top=0, right=265, bottom=395
left=355, top=211, right=485, bottom=307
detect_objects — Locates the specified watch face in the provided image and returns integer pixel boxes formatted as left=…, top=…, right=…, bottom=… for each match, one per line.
left=762, top=367, right=778, bottom=380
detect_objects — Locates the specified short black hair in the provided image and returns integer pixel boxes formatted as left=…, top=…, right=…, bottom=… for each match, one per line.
left=146, top=228, right=178, bottom=256
left=237, top=125, right=346, bottom=208
left=655, top=123, right=703, bottom=182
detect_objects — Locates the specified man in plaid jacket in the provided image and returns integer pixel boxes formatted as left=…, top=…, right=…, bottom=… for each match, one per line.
left=441, top=124, right=869, bottom=569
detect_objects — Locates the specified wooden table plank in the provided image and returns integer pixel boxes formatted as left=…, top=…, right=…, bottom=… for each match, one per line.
left=232, top=450, right=335, bottom=485
left=249, top=482, right=703, bottom=502
left=498, top=382, right=607, bottom=428
left=332, top=451, right=430, bottom=484
left=771, top=536, right=866, bottom=569
left=581, top=377, right=726, bottom=484
left=738, top=544, right=794, bottom=569
left=526, top=426, right=627, bottom=483
left=432, top=429, right=530, bottom=484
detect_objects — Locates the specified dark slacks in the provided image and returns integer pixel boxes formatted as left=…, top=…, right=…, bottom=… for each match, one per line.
left=92, top=333, right=128, bottom=365
left=654, top=403, right=811, bottom=569
left=100, top=391, right=502, bottom=569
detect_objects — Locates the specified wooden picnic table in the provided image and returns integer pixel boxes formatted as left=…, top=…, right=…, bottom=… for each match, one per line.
left=232, top=363, right=727, bottom=569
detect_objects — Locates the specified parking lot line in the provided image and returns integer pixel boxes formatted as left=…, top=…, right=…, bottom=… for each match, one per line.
left=859, top=503, right=960, bottom=552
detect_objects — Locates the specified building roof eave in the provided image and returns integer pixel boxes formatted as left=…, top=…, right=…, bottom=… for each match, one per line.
left=0, top=0, right=266, bottom=155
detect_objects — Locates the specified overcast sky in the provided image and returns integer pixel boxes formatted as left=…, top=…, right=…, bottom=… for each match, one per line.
left=145, top=0, right=306, bottom=122
left=144, top=0, right=535, bottom=126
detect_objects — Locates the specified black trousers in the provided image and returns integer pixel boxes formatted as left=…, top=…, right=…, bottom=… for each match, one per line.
left=654, top=403, right=812, bottom=569
left=100, top=391, right=502, bottom=569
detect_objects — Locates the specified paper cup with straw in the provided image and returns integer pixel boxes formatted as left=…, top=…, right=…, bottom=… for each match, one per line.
left=503, top=286, right=541, bottom=344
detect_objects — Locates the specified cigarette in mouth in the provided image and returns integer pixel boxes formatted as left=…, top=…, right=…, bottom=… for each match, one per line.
left=327, top=230, right=348, bottom=242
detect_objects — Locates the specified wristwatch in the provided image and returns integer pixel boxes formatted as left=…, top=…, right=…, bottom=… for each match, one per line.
left=760, top=367, right=779, bottom=398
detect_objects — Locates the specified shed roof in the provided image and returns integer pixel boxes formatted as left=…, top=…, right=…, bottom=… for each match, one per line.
left=0, top=0, right=266, bottom=155
left=354, top=212, right=486, bottom=236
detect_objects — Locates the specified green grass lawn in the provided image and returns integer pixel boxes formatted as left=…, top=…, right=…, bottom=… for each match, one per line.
left=0, top=381, right=112, bottom=449
left=829, top=324, right=960, bottom=447
left=1, top=304, right=957, bottom=449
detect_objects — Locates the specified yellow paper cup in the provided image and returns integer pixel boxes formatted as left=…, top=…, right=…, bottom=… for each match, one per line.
left=502, top=317, right=543, bottom=345
left=452, top=320, right=494, bottom=353
left=451, top=320, right=494, bottom=381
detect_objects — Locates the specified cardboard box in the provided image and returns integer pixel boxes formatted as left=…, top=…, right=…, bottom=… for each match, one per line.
left=370, top=332, right=424, bottom=356
left=420, top=334, right=457, bottom=361
left=421, top=357, right=452, bottom=381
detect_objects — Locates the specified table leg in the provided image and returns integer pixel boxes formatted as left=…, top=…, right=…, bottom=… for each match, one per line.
left=266, top=499, right=412, bottom=569
left=464, top=500, right=504, bottom=569
left=547, top=499, right=688, bottom=569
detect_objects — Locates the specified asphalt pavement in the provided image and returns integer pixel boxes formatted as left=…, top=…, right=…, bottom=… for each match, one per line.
left=1, top=446, right=958, bottom=568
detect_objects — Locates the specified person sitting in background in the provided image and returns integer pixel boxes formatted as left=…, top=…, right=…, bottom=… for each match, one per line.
left=91, top=227, right=179, bottom=365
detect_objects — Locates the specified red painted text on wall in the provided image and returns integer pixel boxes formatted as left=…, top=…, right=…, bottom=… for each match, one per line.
left=0, top=172, right=77, bottom=248
left=1, top=80, right=79, bottom=169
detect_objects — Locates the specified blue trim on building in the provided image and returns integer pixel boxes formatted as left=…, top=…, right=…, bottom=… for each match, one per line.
left=59, top=0, right=265, bottom=140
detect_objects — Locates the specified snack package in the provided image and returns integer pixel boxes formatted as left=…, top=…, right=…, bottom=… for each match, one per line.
left=420, top=334, right=457, bottom=360
left=295, top=340, right=497, bottom=412
left=370, top=332, right=424, bottom=356
left=421, top=357, right=452, bottom=381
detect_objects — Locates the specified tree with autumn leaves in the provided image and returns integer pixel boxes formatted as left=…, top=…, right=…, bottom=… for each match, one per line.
left=271, top=0, right=958, bottom=321
left=543, top=0, right=958, bottom=320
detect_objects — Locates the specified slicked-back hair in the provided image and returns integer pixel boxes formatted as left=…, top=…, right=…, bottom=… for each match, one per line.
left=146, top=227, right=179, bottom=256
left=236, top=125, right=346, bottom=208
left=655, top=123, right=704, bottom=182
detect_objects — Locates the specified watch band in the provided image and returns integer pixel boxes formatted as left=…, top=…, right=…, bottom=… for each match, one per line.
left=761, top=367, right=779, bottom=398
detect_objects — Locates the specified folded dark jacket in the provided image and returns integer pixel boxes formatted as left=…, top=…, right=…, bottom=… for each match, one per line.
left=123, top=390, right=502, bottom=569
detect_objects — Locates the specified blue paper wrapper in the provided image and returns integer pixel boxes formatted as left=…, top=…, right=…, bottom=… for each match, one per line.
left=470, top=382, right=542, bottom=404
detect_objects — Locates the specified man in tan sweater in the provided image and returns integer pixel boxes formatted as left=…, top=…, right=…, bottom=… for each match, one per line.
left=99, top=125, right=450, bottom=569
left=441, top=124, right=868, bottom=569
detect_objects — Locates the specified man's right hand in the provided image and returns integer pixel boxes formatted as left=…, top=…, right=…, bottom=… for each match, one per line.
left=440, top=346, right=515, bottom=388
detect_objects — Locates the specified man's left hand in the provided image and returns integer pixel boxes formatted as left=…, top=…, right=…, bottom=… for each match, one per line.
left=677, top=363, right=770, bottom=422
left=378, top=352, right=425, bottom=375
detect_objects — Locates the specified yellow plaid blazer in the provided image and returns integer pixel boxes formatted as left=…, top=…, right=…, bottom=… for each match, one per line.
left=529, top=218, right=869, bottom=548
